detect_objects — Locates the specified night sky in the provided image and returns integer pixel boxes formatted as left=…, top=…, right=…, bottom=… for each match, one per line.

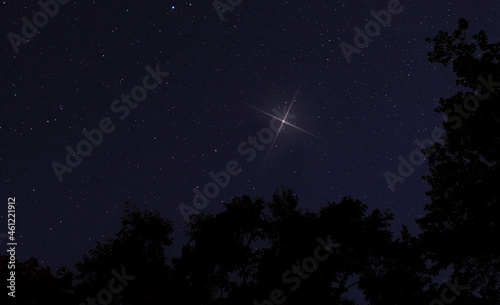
left=1, top=0, right=499, bottom=273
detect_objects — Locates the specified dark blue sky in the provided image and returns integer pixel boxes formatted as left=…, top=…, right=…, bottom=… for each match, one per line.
left=1, top=0, right=499, bottom=272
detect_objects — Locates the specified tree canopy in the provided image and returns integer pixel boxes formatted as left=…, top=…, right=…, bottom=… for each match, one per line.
left=418, top=18, right=500, bottom=302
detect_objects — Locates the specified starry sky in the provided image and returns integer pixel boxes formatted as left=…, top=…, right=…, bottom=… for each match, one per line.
left=1, top=0, right=499, bottom=272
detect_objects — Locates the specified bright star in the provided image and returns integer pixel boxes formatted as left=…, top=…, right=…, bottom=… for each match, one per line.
left=242, top=82, right=323, bottom=165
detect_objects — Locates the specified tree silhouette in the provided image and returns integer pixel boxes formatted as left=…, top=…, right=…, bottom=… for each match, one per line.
left=173, top=186, right=405, bottom=305
left=0, top=256, right=75, bottom=304
left=74, top=203, right=175, bottom=304
left=3, top=183, right=499, bottom=303
left=417, top=18, right=500, bottom=303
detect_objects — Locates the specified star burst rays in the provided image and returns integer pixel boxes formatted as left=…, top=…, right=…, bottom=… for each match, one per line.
left=242, top=82, right=323, bottom=166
